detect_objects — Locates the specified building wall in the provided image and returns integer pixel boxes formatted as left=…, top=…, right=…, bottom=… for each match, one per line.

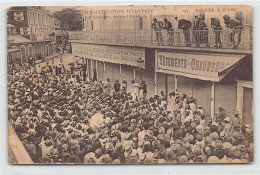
left=121, top=65, right=135, bottom=95
left=82, top=6, right=252, bottom=32
left=97, top=61, right=105, bottom=82
left=7, top=6, right=55, bottom=41
left=157, top=72, right=166, bottom=96
left=27, top=8, right=55, bottom=41
left=243, top=87, right=253, bottom=127
left=192, top=79, right=212, bottom=119
left=215, top=73, right=237, bottom=122
left=7, top=7, right=29, bottom=38
left=167, top=74, right=176, bottom=95
left=9, top=41, right=55, bottom=63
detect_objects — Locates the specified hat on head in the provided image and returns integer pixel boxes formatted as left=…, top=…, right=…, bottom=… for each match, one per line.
left=186, top=133, right=194, bottom=142
left=95, top=148, right=102, bottom=158
left=223, top=142, right=232, bottom=150
left=139, top=153, right=146, bottom=161
left=115, top=142, right=122, bottom=150
left=205, top=147, right=212, bottom=156
left=231, top=131, right=240, bottom=140
left=159, top=127, right=165, bottom=134
left=178, top=146, right=187, bottom=156
left=196, top=125, right=203, bottom=132
left=223, top=15, right=231, bottom=20
left=224, top=117, right=231, bottom=122
left=233, top=150, right=242, bottom=159
left=224, top=136, right=233, bottom=144
left=237, top=144, right=247, bottom=155
left=209, top=132, right=219, bottom=142
left=196, top=16, right=203, bottom=19
left=207, top=156, right=220, bottom=163
left=196, top=133, right=203, bottom=142
left=218, top=107, right=224, bottom=111
left=220, top=131, right=227, bottom=139
left=215, top=149, right=225, bottom=159
left=178, top=155, right=188, bottom=163
left=157, top=159, right=166, bottom=164
left=245, top=124, right=250, bottom=128
left=111, top=159, right=121, bottom=164
left=171, top=144, right=179, bottom=151
left=215, top=140, right=223, bottom=149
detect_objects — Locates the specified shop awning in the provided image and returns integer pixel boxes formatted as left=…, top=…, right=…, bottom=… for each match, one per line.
left=156, top=51, right=246, bottom=82
left=71, top=43, right=145, bottom=68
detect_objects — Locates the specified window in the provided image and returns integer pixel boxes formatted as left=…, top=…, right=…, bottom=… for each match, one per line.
left=20, top=27, right=30, bottom=35
left=38, top=14, right=41, bottom=25
left=140, top=17, right=143, bottom=30
left=7, top=27, right=16, bottom=36
left=28, top=44, right=33, bottom=57
left=33, top=13, right=36, bottom=25
left=29, top=12, right=33, bottom=24
left=91, top=21, right=94, bottom=30
left=20, top=45, right=26, bottom=60
left=14, top=12, right=24, bottom=21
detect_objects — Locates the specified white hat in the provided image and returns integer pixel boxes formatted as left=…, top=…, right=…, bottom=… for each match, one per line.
left=224, top=117, right=231, bottom=122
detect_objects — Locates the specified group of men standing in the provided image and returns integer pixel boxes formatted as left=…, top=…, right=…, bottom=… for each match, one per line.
left=151, top=14, right=243, bottom=48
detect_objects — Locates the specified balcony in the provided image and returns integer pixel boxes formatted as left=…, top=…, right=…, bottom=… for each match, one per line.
left=69, top=27, right=252, bottom=51
left=31, top=35, right=55, bottom=42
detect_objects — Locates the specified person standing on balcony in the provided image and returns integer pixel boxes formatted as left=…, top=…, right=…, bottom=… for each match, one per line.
left=194, top=16, right=209, bottom=47
left=163, top=18, right=174, bottom=46
left=178, top=18, right=192, bottom=46
left=211, top=18, right=222, bottom=48
left=223, top=15, right=243, bottom=48
left=151, top=18, right=163, bottom=46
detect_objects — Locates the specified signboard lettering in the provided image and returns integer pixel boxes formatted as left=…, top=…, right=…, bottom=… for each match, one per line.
left=156, top=51, right=244, bottom=79
left=71, top=43, right=145, bottom=68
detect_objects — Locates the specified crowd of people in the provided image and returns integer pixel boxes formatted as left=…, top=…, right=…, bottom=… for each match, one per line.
left=151, top=14, right=243, bottom=48
left=8, top=56, right=254, bottom=164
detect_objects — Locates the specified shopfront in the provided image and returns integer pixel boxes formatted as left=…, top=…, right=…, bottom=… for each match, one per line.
left=71, top=42, right=146, bottom=96
left=155, top=50, right=247, bottom=120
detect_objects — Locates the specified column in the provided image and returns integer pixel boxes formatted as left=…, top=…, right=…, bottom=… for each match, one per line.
left=154, top=72, right=157, bottom=95
left=86, top=58, right=88, bottom=76
left=134, top=68, right=136, bottom=80
left=175, top=75, right=178, bottom=93
left=104, top=62, right=106, bottom=82
left=91, top=59, right=93, bottom=80
left=165, top=74, right=168, bottom=101
left=211, top=82, right=215, bottom=119
left=96, top=60, right=98, bottom=81
left=236, top=82, right=244, bottom=121
left=120, top=64, right=122, bottom=84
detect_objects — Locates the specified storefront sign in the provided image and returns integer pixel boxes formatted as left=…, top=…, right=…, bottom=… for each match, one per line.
left=156, top=51, right=245, bottom=80
left=71, top=43, right=145, bottom=68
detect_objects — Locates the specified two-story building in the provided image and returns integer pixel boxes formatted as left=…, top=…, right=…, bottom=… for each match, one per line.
left=69, top=5, right=253, bottom=127
left=7, top=6, right=57, bottom=63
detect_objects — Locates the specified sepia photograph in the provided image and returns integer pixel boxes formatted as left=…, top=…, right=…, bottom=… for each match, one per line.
left=7, top=5, right=253, bottom=164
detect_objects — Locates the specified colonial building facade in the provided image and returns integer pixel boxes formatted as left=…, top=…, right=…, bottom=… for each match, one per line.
left=69, top=5, right=253, bottom=127
left=7, top=6, right=57, bottom=64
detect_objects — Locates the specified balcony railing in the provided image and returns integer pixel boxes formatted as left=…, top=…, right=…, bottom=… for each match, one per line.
left=31, top=35, right=55, bottom=42
left=69, top=27, right=252, bottom=50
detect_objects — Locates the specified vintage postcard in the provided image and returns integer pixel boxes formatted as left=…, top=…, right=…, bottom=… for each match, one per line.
left=7, top=5, right=253, bottom=164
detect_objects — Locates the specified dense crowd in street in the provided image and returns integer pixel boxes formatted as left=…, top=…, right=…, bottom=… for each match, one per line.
left=8, top=56, right=254, bottom=164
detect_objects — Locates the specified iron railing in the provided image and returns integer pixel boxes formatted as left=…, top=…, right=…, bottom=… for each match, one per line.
left=69, top=26, right=252, bottom=50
